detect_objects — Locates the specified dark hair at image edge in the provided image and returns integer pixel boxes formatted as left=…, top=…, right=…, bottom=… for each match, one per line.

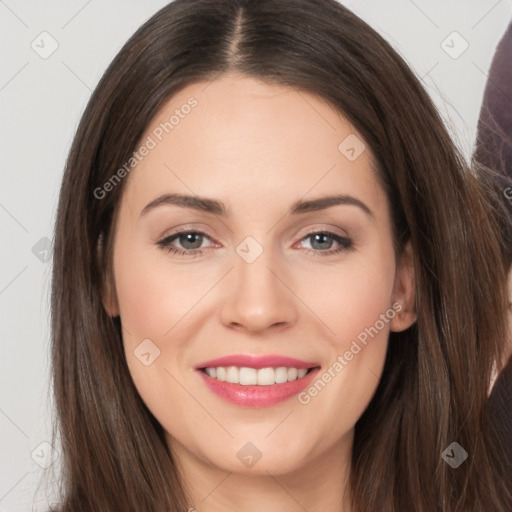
left=45, top=0, right=512, bottom=510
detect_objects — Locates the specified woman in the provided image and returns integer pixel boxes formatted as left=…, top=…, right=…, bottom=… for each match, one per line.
left=47, top=0, right=512, bottom=510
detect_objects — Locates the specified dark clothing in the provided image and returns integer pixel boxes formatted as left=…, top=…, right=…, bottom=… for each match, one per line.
left=475, top=19, right=512, bottom=491
left=486, top=359, right=512, bottom=486
left=474, top=21, right=512, bottom=266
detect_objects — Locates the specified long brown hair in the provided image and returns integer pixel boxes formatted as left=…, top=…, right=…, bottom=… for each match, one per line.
left=47, top=1, right=512, bottom=510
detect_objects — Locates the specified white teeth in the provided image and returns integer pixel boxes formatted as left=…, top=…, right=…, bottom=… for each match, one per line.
left=226, top=366, right=238, bottom=383
left=205, top=367, right=216, bottom=378
left=275, top=366, right=288, bottom=383
left=257, top=367, right=275, bottom=386
left=287, top=367, right=298, bottom=381
left=239, top=367, right=257, bottom=385
left=203, top=366, right=311, bottom=385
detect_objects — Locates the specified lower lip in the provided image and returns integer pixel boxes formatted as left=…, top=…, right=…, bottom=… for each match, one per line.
left=197, top=367, right=321, bottom=408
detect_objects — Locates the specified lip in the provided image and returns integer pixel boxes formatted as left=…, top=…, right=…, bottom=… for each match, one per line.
left=195, top=354, right=321, bottom=408
left=194, top=354, right=318, bottom=370
left=197, top=367, right=321, bottom=408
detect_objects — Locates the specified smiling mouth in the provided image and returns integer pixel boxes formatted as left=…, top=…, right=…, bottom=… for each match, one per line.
left=199, top=366, right=317, bottom=386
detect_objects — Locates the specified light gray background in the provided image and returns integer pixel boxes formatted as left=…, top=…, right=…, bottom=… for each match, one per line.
left=1, top=0, right=511, bottom=510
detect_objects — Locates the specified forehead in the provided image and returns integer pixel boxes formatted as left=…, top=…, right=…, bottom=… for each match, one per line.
left=120, top=72, right=384, bottom=217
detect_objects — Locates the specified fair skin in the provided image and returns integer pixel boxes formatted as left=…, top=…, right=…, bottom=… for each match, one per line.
left=103, top=72, right=416, bottom=512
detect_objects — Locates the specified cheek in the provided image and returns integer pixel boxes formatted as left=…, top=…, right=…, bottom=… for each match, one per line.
left=294, top=250, right=396, bottom=431
left=111, top=242, right=209, bottom=406
left=113, top=244, right=211, bottom=345
left=304, top=251, right=396, bottom=349
left=112, top=244, right=207, bottom=419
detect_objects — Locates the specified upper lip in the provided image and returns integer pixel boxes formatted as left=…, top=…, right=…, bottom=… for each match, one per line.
left=195, top=354, right=319, bottom=370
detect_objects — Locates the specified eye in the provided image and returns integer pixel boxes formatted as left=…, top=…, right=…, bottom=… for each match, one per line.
left=156, top=230, right=216, bottom=257
left=297, top=231, right=354, bottom=256
left=156, top=229, right=354, bottom=258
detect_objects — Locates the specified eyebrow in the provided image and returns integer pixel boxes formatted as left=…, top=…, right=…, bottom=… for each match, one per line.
left=140, top=193, right=374, bottom=218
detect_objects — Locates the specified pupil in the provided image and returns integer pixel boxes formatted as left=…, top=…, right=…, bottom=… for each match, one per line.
left=312, top=233, right=332, bottom=250
left=181, top=233, right=202, bottom=249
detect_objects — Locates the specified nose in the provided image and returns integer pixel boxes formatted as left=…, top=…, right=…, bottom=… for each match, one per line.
left=219, top=245, right=299, bottom=334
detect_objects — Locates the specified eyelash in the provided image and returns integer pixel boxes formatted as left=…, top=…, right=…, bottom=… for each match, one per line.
left=156, top=229, right=354, bottom=258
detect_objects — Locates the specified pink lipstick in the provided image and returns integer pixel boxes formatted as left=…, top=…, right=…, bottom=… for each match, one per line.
left=195, top=354, right=320, bottom=408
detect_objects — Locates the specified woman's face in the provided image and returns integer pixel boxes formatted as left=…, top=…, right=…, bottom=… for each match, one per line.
left=105, top=72, right=414, bottom=477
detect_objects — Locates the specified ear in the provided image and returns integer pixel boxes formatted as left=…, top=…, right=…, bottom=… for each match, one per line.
left=96, top=233, right=120, bottom=317
left=390, top=240, right=416, bottom=332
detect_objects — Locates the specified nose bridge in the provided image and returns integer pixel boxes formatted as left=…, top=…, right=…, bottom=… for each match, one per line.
left=219, top=234, right=297, bottom=332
